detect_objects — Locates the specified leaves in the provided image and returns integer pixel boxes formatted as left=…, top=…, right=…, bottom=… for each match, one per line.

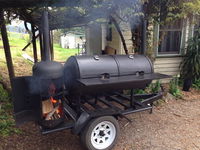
left=192, top=79, right=200, bottom=89
left=146, top=0, right=200, bottom=24
left=150, top=80, right=161, bottom=93
left=180, top=29, right=200, bottom=81
left=0, top=84, right=21, bottom=136
left=169, top=77, right=182, bottom=98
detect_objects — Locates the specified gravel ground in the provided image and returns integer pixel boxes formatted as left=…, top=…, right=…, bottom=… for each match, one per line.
left=0, top=90, right=200, bottom=150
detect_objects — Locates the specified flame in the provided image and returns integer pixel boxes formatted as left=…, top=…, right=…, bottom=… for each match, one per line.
left=50, top=96, right=57, bottom=104
left=50, top=97, right=62, bottom=115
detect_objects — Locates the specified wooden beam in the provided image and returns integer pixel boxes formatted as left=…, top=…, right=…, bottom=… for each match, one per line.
left=39, top=30, right=45, bottom=61
left=22, top=34, right=39, bottom=51
left=0, top=9, right=15, bottom=84
left=31, top=24, right=38, bottom=63
left=110, top=16, right=128, bottom=55
left=50, top=30, right=54, bottom=61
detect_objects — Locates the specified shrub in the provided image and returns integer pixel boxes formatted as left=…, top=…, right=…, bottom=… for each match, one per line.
left=149, top=80, right=161, bottom=93
left=169, top=78, right=182, bottom=98
left=180, top=29, right=200, bottom=81
left=192, top=79, right=200, bottom=90
left=0, top=84, right=21, bottom=136
left=133, top=89, right=146, bottom=94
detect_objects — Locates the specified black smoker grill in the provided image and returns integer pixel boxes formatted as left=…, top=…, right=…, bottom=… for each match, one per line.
left=12, top=11, right=171, bottom=150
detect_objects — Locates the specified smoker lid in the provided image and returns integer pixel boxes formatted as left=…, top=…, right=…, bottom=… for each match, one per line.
left=113, top=55, right=153, bottom=76
left=64, top=54, right=154, bottom=80
left=32, top=61, right=63, bottom=79
left=66, top=55, right=119, bottom=79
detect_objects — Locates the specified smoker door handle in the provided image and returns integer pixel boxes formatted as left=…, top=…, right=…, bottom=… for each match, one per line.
left=100, top=73, right=110, bottom=80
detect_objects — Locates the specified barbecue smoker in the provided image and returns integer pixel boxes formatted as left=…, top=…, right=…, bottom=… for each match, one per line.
left=12, top=11, right=170, bottom=150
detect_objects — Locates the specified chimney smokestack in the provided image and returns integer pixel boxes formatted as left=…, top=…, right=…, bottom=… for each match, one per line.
left=42, top=11, right=51, bottom=61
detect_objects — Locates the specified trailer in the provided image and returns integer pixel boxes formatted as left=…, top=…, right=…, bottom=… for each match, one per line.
left=12, top=11, right=170, bottom=150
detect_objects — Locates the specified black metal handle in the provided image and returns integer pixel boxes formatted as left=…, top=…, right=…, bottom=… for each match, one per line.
left=136, top=71, right=144, bottom=76
left=100, top=73, right=110, bottom=80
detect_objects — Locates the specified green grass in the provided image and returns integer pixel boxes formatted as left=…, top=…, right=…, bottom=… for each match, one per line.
left=0, top=32, right=78, bottom=62
left=54, top=44, right=78, bottom=61
left=0, top=84, right=21, bottom=136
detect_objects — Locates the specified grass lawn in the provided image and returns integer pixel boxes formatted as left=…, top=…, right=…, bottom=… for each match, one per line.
left=0, top=32, right=78, bottom=77
left=0, top=32, right=78, bottom=63
left=53, top=44, right=78, bottom=62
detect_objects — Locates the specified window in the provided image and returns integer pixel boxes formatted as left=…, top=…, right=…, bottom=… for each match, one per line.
left=158, top=20, right=182, bottom=55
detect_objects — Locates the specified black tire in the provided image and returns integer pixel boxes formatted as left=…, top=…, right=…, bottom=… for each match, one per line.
left=81, top=116, right=120, bottom=150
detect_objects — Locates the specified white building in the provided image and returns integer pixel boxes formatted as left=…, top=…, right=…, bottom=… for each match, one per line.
left=60, top=33, right=85, bottom=49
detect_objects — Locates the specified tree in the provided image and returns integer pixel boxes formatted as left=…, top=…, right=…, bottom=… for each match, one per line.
left=145, top=0, right=200, bottom=23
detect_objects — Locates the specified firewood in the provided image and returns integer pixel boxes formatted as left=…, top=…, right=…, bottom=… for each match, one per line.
left=45, top=106, right=59, bottom=120
left=42, top=99, right=54, bottom=114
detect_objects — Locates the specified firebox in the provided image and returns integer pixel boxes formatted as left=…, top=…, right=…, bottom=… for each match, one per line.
left=12, top=11, right=65, bottom=127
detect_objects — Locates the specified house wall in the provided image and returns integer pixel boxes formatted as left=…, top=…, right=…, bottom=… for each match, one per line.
left=60, top=34, right=85, bottom=49
left=106, top=26, right=122, bottom=54
left=60, top=35, right=76, bottom=49
left=154, top=57, right=183, bottom=83
left=106, top=23, right=133, bottom=54
left=152, top=18, right=193, bottom=83
left=85, top=24, right=102, bottom=55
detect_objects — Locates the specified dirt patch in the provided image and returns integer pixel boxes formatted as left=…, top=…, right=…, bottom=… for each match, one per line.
left=0, top=93, right=200, bottom=150
left=182, top=88, right=200, bottom=101
left=0, top=58, right=32, bottom=89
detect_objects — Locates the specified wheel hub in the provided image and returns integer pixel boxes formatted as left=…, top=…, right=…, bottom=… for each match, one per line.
left=99, top=130, right=105, bottom=137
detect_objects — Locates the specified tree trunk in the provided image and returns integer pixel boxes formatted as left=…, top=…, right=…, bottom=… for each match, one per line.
left=0, top=9, right=15, bottom=85
left=110, top=16, right=128, bottom=54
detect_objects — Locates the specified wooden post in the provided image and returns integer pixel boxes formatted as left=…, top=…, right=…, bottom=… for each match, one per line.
left=39, top=30, right=44, bottom=61
left=50, top=30, right=54, bottom=61
left=31, top=24, right=38, bottom=63
left=110, top=16, right=128, bottom=55
left=0, top=10, right=15, bottom=84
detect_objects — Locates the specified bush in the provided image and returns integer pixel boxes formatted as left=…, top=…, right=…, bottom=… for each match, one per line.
left=169, top=78, right=182, bottom=98
left=0, top=84, right=21, bottom=136
left=149, top=80, right=161, bottom=93
left=180, top=29, right=200, bottom=81
left=192, top=79, right=200, bottom=90
left=133, top=89, right=146, bottom=94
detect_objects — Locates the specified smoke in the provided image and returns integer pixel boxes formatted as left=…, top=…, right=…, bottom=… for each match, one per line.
left=47, top=0, right=143, bottom=30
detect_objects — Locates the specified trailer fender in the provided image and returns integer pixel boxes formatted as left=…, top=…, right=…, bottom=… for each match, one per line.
left=72, top=112, right=90, bottom=135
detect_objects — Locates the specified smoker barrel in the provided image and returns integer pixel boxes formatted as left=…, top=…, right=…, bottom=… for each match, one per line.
left=64, top=54, right=153, bottom=92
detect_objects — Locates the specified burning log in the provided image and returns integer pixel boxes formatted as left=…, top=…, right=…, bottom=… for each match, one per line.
left=42, top=99, right=54, bottom=114
left=45, top=105, right=59, bottom=120
left=42, top=97, right=62, bottom=121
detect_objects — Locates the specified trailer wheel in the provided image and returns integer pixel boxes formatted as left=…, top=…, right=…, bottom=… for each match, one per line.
left=81, top=116, right=120, bottom=150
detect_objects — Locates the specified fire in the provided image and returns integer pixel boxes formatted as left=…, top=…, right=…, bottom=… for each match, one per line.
left=42, top=83, right=63, bottom=120
left=50, top=96, right=57, bottom=104
left=50, top=96, right=62, bottom=115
